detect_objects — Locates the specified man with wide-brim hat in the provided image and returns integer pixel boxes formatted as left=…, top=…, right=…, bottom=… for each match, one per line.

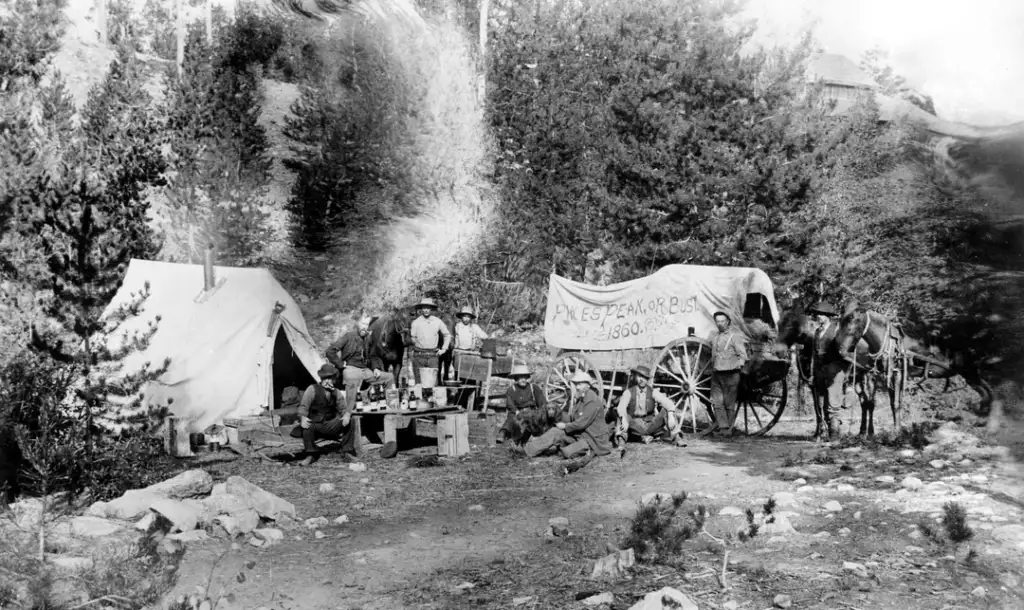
left=808, top=301, right=848, bottom=438
left=292, top=363, right=357, bottom=466
left=523, top=370, right=612, bottom=462
left=498, top=363, right=549, bottom=445
left=707, top=310, right=748, bottom=436
left=615, top=365, right=684, bottom=450
left=409, top=297, right=452, bottom=386
left=453, top=305, right=489, bottom=354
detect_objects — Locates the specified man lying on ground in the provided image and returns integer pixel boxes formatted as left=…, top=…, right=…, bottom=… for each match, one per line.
left=614, top=365, right=687, bottom=454
left=292, top=364, right=357, bottom=466
left=523, top=371, right=612, bottom=468
left=497, top=363, right=552, bottom=445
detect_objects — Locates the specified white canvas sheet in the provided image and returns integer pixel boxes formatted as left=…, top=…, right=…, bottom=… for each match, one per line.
left=103, top=259, right=325, bottom=432
left=544, top=264, right=780, bottom=351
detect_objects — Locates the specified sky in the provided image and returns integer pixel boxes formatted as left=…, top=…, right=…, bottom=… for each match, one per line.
left=744, top=0, right=1024, bottom=126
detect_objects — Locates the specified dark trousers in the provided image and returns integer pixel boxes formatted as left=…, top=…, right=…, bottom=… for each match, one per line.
left=301, top=416, right=355, bottom=454
left=411, top=350, right=439, bottom=385
left=624, top=411, right=669, bottom=440
left=711, top=370, right=741, bottom=428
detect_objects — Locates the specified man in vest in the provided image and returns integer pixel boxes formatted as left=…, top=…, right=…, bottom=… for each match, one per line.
left=296, top=364, right=355, bottom=466
left=708, top=311, right=748, bottom=436
left=523, top=371, right=612, bottom=461
left=326, top=314, right=395, bottom=412
left=408, top=297, right=452, bottom=386
left=614, top=366, right=684, bottom=448
left=497, top=363, right=550, bottom=445
left=809, top=302, right=848, bottom=439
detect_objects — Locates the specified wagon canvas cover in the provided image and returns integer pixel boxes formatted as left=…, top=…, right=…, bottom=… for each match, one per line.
left=544, top=265, right=780, bottom=351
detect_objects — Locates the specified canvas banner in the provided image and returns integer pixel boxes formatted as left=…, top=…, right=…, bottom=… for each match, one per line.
left=543, top=265, right=780, bottom=351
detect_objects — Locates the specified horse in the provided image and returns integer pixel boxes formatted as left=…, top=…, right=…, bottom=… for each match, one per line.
left=778, top=308, right=829, bottom=439
left=834, top=307, right=911, bottom=436
left=367, top=310, right=412, bottom=378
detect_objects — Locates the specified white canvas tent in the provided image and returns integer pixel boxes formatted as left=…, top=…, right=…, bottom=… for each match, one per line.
left=103, top=259, right=325, bottom=433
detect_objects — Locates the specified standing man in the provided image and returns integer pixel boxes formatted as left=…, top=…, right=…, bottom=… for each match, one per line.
left=523, top=370, right=612, bottom=461
left=409, top=297, right=452, bottom=386
left=295, top=364, right=356, bottom=466
left=326, top=314, right=395, bottom=412
left=453, top=306, right=489, bottom=354
left=809, top=302, right=847, bottom=439
left=708, top=311, right=748, bottom=436
left=615, top=366, right=684, bottom=448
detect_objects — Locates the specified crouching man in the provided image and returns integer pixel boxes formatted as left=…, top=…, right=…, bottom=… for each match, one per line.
left=498, top=364, right=550, bottom=445
left=294, top=364, right=357, bottom=466
left=523, top=371, right=611, bottom=463
left=615, top=366, right=685, bottom=449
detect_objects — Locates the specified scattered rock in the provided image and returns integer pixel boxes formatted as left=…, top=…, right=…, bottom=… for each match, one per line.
left=225, top=476, right=296, bottom=521
left=252, top=528, right=284, bottom=547
left=319, top=483, right=336, bottom=494
left=230, top=508, right=261, bottom=534
left=773, top=593, right=793, bottom=608
left=549, top=517, right=570, bottom=528
left=158, top=538, right=183, bottom=555
left=970, top=474, right=988, bottom=484
left=960, top=459, right=973, bottom=466
left=901, top=477, right=924, bottom=491
left=813, top=531, right=831, bottom=538
left=144, top=469, right=213, bottom=499
left=627, top=587, right=698, bottom=610
left=843, top=561, right=869, bottom=578
left=971, top=586, right=986, bottom=598
left=838, top=527, right=851, bottom=536
left=69, top=516, right=123, bottom=538
left=167, top=530, right=209, bottom=543
left=991, top=524, right=1024, bottom=549
left=905, top=545, right=924, bottom=553
left=212, top=515, right=241, bottom=537
left=999, top=573, right=1020, bottom=588
left=135, top=512, right=157, bottom=532
left=723, top=601, right=739, bottom=610
left=853, top=511, right=862, bottom=520
left=792, top=478, right=807, bottom=485
left=583, top=592, right=614, bottom=606
left=823, top=501, right=843, bottom=512
left=513, top=597, right=536, bottom=606
left=719, top=506, right=744, bottom=516
left=105, top=489, right=164, bottom=520
left=50, top=556, right=94, bottom=573
left=314, top=531, right=326, bottom=539
left=929, top=460, right=945, bottom=470
left=85, top=501, right=109, bottom=518
left=469, top=504, right=485, bottom=512
left=590, top=548, right=636, bottom=580
left=640, top=492, right=671, bottom=506
left=334, top=515, right=350, bottom=525
left=761, top=513, right=796, bottom=536
left=874, top=475, right=895, bottom=484
left=305, top=517, right=329, bottom=529
left=150, top=499, right=201, bottom=533
left=349, top=463, right=367, bottom=472
left=772, top=492, right=800, bottom=508
left=898, top=449, right=917, bottom=459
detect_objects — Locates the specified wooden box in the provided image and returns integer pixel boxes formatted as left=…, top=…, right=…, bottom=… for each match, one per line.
left=468, top=411, right=499, bottom=447
left=437, top=413, right=469, bottom=457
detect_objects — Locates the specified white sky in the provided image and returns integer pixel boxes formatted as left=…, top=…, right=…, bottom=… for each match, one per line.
left=744, top=0, right=1024, bottom=126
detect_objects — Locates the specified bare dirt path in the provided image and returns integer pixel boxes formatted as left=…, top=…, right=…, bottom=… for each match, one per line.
left=164, top=420, right=1024, bottom=610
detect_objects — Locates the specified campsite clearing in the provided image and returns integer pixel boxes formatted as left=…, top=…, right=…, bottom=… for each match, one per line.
left=164, top=416, right=1024, bottom=610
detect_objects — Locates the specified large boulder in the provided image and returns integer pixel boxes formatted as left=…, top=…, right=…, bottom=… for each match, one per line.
left=150, top=498, right=202, bottom=533
left=69, top=516, right=124, bottom=538
left=105, top=489, right=165, bottom=520
left=225, top=476, right=296, bottom=521
left=143, top=469, right=213, bottom=499
left=628, top=587, right=699, bottom=610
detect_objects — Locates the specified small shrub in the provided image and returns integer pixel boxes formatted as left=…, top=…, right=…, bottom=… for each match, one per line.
left=763, top=497, right=777, bottom=515
left=942, top=501, right=973, bottom=544
left=622, top=492, right=699, bottom=564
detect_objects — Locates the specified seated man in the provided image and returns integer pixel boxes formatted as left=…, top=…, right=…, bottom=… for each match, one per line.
left=294, top=364, right=356, bottom=466
left=326, top=314, right=395, bottom=412
left=615, top=365, right=685, bottom=448
left=498, top=363, right=551, bottom=445
left=523, top=371, right=611, bottom=461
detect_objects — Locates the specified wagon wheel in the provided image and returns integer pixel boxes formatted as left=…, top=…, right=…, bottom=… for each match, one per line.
left=652, top=338, right=714, bottom=435
left=735, top=375, right=788, bottom=436
left=545, top=352, right=604, bottom=414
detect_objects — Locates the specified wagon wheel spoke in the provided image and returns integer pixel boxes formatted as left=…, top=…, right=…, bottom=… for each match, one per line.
left=656, top=364, right=686, bottom=386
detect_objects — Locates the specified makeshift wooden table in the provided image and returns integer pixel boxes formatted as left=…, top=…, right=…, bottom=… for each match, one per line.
left=453, top=352, right=515, bottom=412
left=351, top=406, right=471, bottom=457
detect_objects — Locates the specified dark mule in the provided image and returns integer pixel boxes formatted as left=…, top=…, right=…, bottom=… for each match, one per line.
left=367, top=310, right=412, bottom=378
left=778, top=308, right=828, bottom=439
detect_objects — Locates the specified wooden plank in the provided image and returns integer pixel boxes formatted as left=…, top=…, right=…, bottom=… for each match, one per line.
left=438, top=413, right=469, bottom=457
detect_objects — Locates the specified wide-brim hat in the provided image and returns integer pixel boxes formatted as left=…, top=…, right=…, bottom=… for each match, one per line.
left=712, top=311, right=731, bottom=322
left=631, top=365, right=652, bottom=379
left=318, top=364, right=339, bottom=379
left=808, top=302, right=837, bottom=316
left=510, top=364, right=532, bottom=377
left=457, top=306, right=476, bottom=319
left=569, top=370, right=594, bottom=384
left=415, top=297, right=439, bottom=309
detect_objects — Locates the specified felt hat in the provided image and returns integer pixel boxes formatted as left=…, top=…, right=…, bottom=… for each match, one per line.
left=808, top=302, right=837, bottom=316
left=457, top=306, right=476, bottom=319
left=569, top=370, right=594, bottom=385
left=509, top=364, right=532, bottom=377
left=415, top=297, right=439, bottom=309
left=317, top=364, right=339, bottom=379
left=631, top=365, right=652, bottom=379
left=712, top=311, right=732, bottom=322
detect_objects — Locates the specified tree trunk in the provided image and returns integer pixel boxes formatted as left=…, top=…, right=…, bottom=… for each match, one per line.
left=176, top=0, right=185, bottom=77
left=206, top=0, right=213, bottom=44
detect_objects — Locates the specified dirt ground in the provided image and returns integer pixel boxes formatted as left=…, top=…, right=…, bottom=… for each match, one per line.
left=162, top=414, right=1024, bottom=610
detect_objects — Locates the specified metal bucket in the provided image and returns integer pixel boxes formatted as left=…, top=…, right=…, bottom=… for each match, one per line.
left=419, top=368, right=438, bottom=388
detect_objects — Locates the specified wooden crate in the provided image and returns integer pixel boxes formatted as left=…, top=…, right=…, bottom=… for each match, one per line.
left=437, top=413, right=469, bottom=457
left=468, top=412, right=499, bottom=447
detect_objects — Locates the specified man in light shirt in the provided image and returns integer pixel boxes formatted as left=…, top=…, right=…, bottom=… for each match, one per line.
left=408, top=297, right=452, bottom=386
left=615, top=366, right=684, bottom=450
left=453, top=305, right=489, bottom=353
left=708, top=310, right=748, bottom=436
